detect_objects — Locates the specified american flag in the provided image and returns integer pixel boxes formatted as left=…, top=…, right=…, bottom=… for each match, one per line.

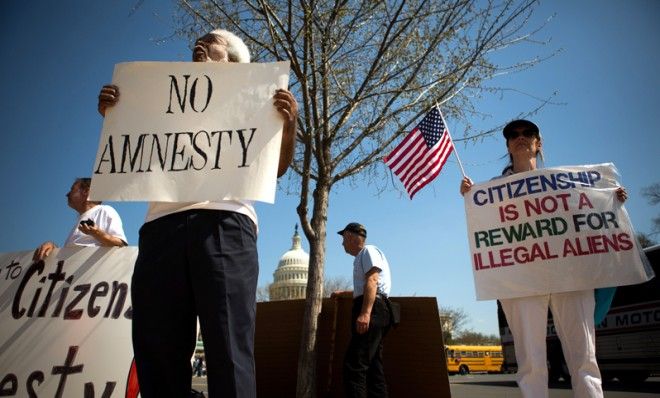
left=384, top=107, right=454, bottom=199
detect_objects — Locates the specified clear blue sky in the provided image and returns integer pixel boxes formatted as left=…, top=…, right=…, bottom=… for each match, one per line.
left=1, top=1, right=658, bottom=336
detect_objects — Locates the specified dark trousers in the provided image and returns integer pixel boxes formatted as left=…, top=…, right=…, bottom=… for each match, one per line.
left=344, top=296, right=391, bottom=398
left=131, top=210, right=258, bottom=398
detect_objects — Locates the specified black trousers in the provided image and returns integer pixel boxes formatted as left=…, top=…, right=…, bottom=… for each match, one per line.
left=131, top=210, right=258, bottom=398
left=344, top=295, right=391, bottom=398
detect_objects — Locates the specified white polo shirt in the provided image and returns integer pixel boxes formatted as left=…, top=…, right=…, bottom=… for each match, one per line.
left=353, top=245, right=392, bottom=297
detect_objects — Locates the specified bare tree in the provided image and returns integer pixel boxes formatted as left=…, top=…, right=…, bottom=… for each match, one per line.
left=256, top=283, right=272, bottom=302
left=637, top=233, right=656, bottom=249
left=439, top=305, right=500, bottom=345
left=176, top=1, right=553, bottom=395
left=642, top=183, right=660, bottom=205
left=454, top=330, right=501, bottom=345
left=439, top=305, right=470, bottom=343
left=322, top=275, right=352, bottom=297
left=642, top=183, right=660, bottom=236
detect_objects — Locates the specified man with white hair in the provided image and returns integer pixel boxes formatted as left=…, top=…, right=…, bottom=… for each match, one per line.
left=98, top=29, right=297, bottom=398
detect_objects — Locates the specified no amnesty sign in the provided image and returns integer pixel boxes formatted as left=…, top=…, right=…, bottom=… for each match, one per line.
left=90, top=61, right=291, bottom=203
left=464, top=163, right=654, bottom=300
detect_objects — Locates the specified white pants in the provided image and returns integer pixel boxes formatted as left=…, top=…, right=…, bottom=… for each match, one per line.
left=501, top=290, right=603, bottom=398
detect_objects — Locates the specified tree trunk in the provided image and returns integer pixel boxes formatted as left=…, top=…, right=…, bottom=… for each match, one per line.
left=296, top=182, right=330, bottom=398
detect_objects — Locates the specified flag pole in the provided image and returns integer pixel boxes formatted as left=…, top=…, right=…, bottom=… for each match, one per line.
left=435, top=102, right=466, bottom=178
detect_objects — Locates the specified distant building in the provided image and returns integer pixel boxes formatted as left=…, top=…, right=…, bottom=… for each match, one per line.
left=270, top=225, right=309, bottom=301
left=439, top=311, right=454, bottom=339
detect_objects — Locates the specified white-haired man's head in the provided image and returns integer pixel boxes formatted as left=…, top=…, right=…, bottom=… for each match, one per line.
left=192, top=29, right=251, bottom=64
left=209, top=29, right=251, bottom=63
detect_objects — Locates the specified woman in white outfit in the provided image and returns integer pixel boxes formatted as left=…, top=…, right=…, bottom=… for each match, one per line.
left=460, top=119, right=627, bottom=398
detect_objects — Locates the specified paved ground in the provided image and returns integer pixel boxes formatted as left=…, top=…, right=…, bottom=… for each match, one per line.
left=191, top=376, right=208, bottom=395
left=191, top=374, right=660, bottom=397
left=449, top=373, right=660, bottom=398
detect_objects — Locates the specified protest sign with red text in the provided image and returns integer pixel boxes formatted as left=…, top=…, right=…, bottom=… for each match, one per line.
left=464, top=163, right=653, bottom=300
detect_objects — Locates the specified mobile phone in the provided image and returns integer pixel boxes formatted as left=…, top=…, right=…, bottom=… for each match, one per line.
left=80, top=219, right=95, bottom=227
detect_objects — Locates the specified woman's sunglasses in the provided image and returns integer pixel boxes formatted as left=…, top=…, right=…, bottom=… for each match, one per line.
left=507, top=129, right=538, bottom=139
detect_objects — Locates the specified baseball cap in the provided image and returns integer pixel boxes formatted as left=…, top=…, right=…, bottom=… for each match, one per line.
left=337, top=222, right=367, bottom=238
left=502, top=119, right=539, bottom=139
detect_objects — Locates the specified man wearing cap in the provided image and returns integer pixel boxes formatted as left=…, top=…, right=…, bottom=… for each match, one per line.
left=334, top=222, right=392, bottom=397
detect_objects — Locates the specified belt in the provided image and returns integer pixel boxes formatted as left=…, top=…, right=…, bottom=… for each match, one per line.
left=353, top=293, right=388, bottom=301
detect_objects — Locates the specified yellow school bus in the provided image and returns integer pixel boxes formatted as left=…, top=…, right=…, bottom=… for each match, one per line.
left=445, top=345, right=503, bottom=375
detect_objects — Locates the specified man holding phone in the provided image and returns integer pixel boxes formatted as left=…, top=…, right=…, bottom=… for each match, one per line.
left=33, top=177, right=127, bottom=261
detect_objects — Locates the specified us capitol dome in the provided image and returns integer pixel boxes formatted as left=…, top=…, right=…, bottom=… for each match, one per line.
left=270, top=225, right=309, bottom=301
